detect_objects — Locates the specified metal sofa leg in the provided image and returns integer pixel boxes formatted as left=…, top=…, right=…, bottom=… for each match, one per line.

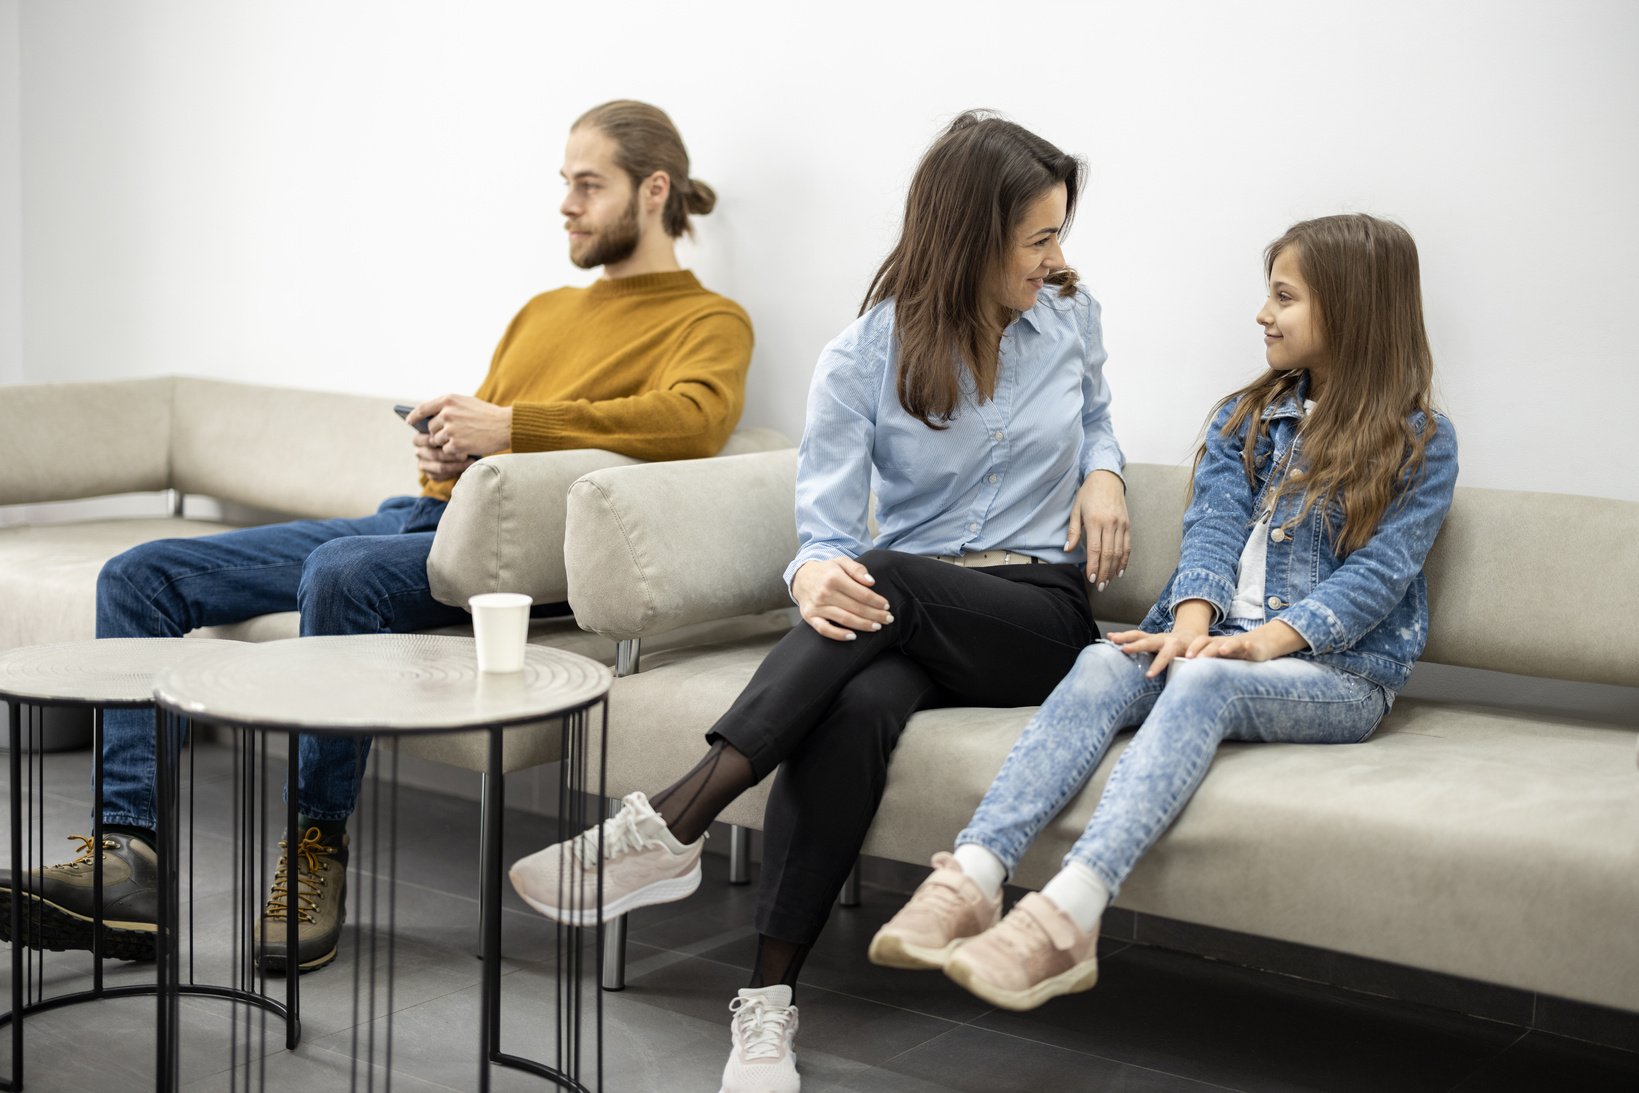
left=601, top=797, right=628, bottom=991
left=728, top=825, right=751, bottom=885
left=839, top=861, right=862, bottom=907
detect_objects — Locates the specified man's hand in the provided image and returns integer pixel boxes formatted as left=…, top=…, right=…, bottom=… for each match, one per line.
left=1193, top=620, right=1307, bottom=662
left=414, top=432, right=475, bottom=482
left=791, top=557, right=894, bottom=642
left=410, top=394, right=513, bottom=459
left=1066, top=469, right=1129, bottom=591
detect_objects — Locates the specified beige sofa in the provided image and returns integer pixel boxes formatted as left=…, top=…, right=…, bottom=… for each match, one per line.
left=0, top=375, right=790, bottom=660
left=562, top=450, right=1639, bottom=1016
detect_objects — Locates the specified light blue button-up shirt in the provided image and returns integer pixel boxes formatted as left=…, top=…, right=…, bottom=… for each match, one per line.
left=783, top=284, right=1125, bottom=588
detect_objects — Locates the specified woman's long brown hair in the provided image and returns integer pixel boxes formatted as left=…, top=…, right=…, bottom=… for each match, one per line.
left=863, top=112, right=1083, bottom=428
left=1204, top=214, right=1438, bottom=555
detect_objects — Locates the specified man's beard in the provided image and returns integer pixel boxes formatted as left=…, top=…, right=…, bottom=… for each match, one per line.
left=570, top=193, right=642, bottom=270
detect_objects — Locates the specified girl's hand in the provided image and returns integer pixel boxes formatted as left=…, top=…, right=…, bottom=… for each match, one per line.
left=1107, top=627, right=1211, bottom=678
left=791, top=557, right=894, bottom=641
left=1193, top=621, right=1308, bottom=662
left=1066, top=470, right=1130, bottom=591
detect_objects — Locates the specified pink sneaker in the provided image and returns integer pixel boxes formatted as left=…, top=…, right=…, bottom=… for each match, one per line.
left=868, top=852, right=1000, bottom=969
left=944, top=892, right=1099, bottom=1011
left=508, top=791, right=702, bottom=926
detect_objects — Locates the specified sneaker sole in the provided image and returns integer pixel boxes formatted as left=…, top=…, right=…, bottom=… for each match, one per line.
left=512, top=860, right=702, bottom=927
left=944, top=954, right=1099, bottom=1012
left=867, top=930, right=969, bottom=970
left=255, top=943, right=339, bottom=976
left=0, top=890, right=157, bottom=961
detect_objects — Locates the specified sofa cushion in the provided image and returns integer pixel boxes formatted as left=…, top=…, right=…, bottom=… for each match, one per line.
left=0, top=518, right=242, bottom=649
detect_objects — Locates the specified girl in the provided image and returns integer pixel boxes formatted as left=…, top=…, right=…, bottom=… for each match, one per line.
left=871, top=213, right=1458, bottom=1013
left=509, top=111, right=1128, bottom=1092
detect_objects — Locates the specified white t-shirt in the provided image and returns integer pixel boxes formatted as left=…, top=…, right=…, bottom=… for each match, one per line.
left=1226, top=400, right=1314, bottom=622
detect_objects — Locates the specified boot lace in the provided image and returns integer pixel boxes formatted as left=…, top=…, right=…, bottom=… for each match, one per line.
left=263, top=827, right=337, bottom=924
left=728, top=995, right=796, bottom=1062
left=48, top=834, right=117, bottom=875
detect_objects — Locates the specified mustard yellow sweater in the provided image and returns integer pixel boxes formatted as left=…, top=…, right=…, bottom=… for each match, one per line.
left=423, top=270, right=753, bottom=501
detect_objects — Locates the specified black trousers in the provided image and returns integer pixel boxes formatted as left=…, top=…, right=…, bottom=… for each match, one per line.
left=706, top=548, right=1097, bottom=945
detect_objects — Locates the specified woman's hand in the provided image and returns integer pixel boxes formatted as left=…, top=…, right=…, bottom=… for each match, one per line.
left=1193, top=620, right=1307, bottom=662
left=791, top=557, right=894, bottom=641
left=414, top=432, right=474, bottom=482
left=1066, top=470, right=1130, bottom=590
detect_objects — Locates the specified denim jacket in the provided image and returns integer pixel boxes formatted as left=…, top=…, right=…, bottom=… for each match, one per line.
left=1138, top=380, right=1459, bottom=693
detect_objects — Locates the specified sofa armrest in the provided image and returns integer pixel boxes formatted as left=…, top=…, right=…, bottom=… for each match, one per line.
left=1, top=378, right=175, bottom=506
left=564, top=449, right=799, bottom=638
left=428, top=449, right=639, bottom=607
left=428, top=427, right=794, bottom=609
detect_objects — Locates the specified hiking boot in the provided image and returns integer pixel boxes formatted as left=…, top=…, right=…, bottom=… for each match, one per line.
left=868, top=851, right=1001, bottom=970
left=509, top=791, right=702, bottom=927
left=0, top=832, right=159, bottom=960
left=944, top=891, right=1100, bottom=1011
left=719, top=985, right=800, bottom=1093
left=254, top=826, right=347, bottom=974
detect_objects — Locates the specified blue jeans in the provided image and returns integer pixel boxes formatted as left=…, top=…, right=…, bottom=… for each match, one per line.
left=956, top=633, right=1389, bottom=897
left=95, top=496, right=467, bottom=829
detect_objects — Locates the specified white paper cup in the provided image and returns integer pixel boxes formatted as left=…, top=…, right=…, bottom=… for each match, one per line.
left=469, top=592, right=532, bottom=673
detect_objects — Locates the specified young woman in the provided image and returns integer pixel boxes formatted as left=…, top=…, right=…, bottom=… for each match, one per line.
left=510, top=112, right=1129, bottom=1091
left=871, top=213, right=1459, bottom=1013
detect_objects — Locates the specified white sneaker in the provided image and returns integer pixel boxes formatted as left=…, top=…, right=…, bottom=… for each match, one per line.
left=719, top=985, right=800, bottom=1093
left=508, top=791, right=703, bottom=927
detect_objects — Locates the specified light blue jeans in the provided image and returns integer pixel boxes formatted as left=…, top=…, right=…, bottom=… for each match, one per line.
left=955, top=633, right=1390, bottom=896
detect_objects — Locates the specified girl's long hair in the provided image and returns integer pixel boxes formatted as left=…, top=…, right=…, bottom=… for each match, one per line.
left=1204, top=214, right=1437, bottom=555
left=863, top=111, right=1083, bottom=428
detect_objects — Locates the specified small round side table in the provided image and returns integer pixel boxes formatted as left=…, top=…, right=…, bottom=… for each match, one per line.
left=152, top=634, right=613, bottom=1093
left=0, top=637, right=290, bottom=1092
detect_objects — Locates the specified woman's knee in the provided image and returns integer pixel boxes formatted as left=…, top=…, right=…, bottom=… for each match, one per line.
left=298, top=537, right=374, bottom=602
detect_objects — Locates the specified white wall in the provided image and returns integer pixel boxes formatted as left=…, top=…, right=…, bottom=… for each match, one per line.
left=0, top=0, right=20, bottom=387
left=16, top=0, right=1639, bottom=500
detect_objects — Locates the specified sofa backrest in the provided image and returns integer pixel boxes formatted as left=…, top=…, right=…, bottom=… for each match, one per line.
left=3, top=377, right=176, bottom=505
left=0, top=375, right=417, bottom=518
left=565, top=452, right=1639, bottom=688
left=170, top=377, right=416, bottom=519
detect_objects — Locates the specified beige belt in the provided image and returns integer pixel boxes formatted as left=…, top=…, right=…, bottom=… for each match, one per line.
left=931, top=550, right=1046, bottom=569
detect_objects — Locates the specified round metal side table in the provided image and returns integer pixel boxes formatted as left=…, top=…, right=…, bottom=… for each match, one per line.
left=0, top=637, right=291, bottom=1092
left=152, top=634, right=613, bottom=1092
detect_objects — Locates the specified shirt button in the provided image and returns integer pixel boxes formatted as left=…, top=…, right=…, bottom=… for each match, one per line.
left=1270, top=527, right=1286, bottom=543
left=986, top=473, right=1000, bottom=484
left=1266, top=596, right=1285, bottom=610
left=992, top=431, right=1004, bottom=441
left=968, top=522, right=979, bottom=533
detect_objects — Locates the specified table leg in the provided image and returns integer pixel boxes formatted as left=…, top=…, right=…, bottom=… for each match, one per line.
left=6, top=701, right=22, bottom=1091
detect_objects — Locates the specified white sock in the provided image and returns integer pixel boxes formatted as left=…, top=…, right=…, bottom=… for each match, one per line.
left=952, top=843, right=1006, bottom=899
left=1040, top=862, right=1110, bottom=934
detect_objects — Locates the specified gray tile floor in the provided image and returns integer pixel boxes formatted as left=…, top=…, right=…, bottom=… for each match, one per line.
left=4, top=740, right=1638, bottom=1092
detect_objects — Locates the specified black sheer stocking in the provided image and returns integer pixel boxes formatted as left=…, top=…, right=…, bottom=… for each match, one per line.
left=649, top=739, right=757, bottom=846
left=749, top=934, right=811, bottom=995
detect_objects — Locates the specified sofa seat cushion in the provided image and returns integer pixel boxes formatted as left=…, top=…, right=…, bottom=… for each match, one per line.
left=604, top=639, right=1639, bottom=1011
left=0, top=518, right=243, bottom=649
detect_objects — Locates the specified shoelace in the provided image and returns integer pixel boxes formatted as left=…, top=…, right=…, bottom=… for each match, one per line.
left=728, top=996, right=795, bottom=1062
left=263, top=827, right=337, bottom=924
left=48, top=834, right=116, bottom=874
left=912, top=873, right=971, bottom=921
left=568, top=807, right=652, bottom=869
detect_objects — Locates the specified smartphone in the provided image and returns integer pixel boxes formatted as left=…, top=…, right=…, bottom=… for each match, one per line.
left=393, top=404, right=430, bottom=434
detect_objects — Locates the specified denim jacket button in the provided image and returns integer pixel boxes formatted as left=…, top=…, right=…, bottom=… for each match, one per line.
left=1267, top=595, right=1284, bottom=610
left=1270, top=527, right=1287, bottom=543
